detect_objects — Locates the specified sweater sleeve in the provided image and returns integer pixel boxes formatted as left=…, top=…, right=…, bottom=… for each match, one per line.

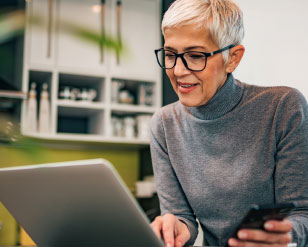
left=150, top=110, right=198, bottom=246
left=274, top=88, right=308, bottom=247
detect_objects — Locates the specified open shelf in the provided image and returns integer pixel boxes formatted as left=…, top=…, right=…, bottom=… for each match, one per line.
left=58, top=73, right=105, bottom=103
left=21, top=0, right=161, bottom=144
left=57, top=106, right=105, bottom=135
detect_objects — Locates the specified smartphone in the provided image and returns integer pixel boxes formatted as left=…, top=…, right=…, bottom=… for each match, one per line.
left=225, top=202, right=297, bottom=246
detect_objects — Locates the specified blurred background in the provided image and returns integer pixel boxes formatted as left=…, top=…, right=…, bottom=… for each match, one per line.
left=1, top=0, right=308, bottom=246
left=0, top=0, right=177, bottom=245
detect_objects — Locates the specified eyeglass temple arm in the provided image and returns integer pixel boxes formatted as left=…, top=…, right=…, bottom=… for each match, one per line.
left=211, top=44, right=236, bottom=56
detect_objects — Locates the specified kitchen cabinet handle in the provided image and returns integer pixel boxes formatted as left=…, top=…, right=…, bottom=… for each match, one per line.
left=47, top=0, right=53, bottom=58
left=116, top=0, right=122, bottom=65
left=100, top=0, right=105, bottom=63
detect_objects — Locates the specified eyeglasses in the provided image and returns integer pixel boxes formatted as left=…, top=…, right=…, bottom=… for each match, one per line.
left=154, top=44, right=235, bottom=72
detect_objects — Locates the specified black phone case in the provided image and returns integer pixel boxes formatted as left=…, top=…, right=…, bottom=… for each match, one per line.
left=225, top=202, right=296, bottom=246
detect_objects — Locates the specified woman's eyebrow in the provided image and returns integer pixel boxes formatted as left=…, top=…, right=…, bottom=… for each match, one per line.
left=163, top=46, right=210, bottom=52
left=184, top=46, right=209, bottom=52
left=163, top=46, right=177, bottom=51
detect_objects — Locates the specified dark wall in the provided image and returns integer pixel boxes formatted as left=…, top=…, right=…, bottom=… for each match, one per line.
left=161, top=0, right=178, bottom=106
left=139, top=0, right=177, bottom=183
left=138, top=1, right=178, bottom=219
left=0, top=0, right=25, bottom=90
left=0, top=0, right=25, bottom=120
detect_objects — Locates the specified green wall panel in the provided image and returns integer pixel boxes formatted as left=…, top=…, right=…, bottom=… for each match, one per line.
left=0, top=144, right=140, bottom=245
left=0, top=145, right=139, bottom=189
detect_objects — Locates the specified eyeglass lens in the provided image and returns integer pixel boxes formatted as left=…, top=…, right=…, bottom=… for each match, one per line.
left=156, top=50, right=207, bottom=71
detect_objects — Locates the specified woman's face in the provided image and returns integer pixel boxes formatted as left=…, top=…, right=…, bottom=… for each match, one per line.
left=164, top=25, right=230, bottom=107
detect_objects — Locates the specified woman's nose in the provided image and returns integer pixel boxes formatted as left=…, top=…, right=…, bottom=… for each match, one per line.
left=173, top=57, right=191, bottom=76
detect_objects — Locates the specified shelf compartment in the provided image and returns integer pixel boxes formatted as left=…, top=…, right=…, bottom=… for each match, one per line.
left=28, top=70, right=52, bottom=97
left=24, top=70, right=53, bottom=135
left=110, top=111, right=152, bottom=141
left=57, top=106, right=104, bottom=135
left=56, top=100, right=105, bottom=110
left=110, top=103, right=156, bottom=114
left=58, top=73, right=105, bottom=103
left=111, top=78, right=155, bottom=106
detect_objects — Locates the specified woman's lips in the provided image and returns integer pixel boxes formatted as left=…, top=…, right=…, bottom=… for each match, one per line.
left=178, top=82, right=199, bottom=93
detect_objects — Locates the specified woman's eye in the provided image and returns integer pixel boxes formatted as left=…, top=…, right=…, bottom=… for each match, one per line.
left=165, top=53, right=176, bottom=60
left=187, top=53, right=204, bottom=60
left=165, top=53, right=175, bottom=57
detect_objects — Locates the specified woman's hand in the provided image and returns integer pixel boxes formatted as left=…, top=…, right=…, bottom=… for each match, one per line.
left=228, top=219, right=293, bottom=247
left=151, top=213, right=190, bottom=247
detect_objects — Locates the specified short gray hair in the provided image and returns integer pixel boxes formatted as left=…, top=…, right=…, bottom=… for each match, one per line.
left=162, top=0, right=244, bottom=63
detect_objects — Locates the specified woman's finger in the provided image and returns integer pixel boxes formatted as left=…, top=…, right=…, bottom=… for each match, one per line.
left=150, top=216, right=163, bottom=239
left=229, top=237, right=289, bottom=247
left=264, top=219, right=293, bottom=233
left=237, top=229, right=292, bottom=244
left=162, top=214, right=177, bottom=247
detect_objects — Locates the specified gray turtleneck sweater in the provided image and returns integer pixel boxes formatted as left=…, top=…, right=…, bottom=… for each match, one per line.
left=150, top=74, right=308, bottom=247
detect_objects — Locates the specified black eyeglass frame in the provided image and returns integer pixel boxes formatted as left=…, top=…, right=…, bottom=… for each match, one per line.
left=154, top=44, right=235, bottom=72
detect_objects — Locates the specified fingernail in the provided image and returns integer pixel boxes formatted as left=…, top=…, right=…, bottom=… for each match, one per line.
left=238, top=231, right=248, bottom=239
left=176, top=241, right=182, bottom=247
left=265, top=222, right=274, bottom=230
left=229, top=239, right=238, bottom=246
left=166, top=243, right=171, bottom=247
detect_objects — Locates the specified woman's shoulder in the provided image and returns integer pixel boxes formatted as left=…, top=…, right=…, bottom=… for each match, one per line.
left=237, top=79, right=307, bottom=106
left=152, top=100, right=182, bottom=121
left=150, top=101, right=183, bottom=138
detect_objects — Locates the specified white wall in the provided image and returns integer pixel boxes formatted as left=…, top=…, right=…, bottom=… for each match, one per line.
left=233, top=0, right=308, bottom=100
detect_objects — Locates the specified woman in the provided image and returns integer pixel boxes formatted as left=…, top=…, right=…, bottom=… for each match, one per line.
left=150, top=0, right=308, bottom=247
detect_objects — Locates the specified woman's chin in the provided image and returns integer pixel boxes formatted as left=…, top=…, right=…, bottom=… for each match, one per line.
left=179, top=98, right=202, bottom=107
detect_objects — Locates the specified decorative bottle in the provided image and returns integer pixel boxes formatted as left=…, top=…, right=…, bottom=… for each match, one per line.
left=26, top=82, right=38, bottom=133
left=38, top=83, right=50, bottom=133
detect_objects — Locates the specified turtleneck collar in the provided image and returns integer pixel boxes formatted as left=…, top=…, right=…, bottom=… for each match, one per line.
left=185, top=73, right=243, bottom=120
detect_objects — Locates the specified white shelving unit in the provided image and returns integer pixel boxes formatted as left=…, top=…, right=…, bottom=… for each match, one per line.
left=21, top=0, right=162, bottom=144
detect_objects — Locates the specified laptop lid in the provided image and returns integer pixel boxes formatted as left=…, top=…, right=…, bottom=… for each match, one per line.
left=0, top=158, right=164, bottom=247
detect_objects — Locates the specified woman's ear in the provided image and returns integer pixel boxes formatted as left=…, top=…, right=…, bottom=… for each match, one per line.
left=225, top=45, right=245, bottom=73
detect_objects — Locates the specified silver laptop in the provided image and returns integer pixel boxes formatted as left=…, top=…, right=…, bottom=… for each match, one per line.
left=0, top=158, right=164, bottom=247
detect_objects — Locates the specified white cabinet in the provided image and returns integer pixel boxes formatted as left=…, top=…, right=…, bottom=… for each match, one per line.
left=22, top=0, right=162, bottom=144
left=27, top=0, right=57, bottom=66
left=56, top=0, right=110, bottom=72
left=109, top=0, right=160, bottom=81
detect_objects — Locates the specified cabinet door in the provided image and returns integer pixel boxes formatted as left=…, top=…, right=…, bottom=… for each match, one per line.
left=57, top=0, right=110, bottom=72
left=27, top=0, right=56, bottom=66
left=109, top=0, right=161, bottom=81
